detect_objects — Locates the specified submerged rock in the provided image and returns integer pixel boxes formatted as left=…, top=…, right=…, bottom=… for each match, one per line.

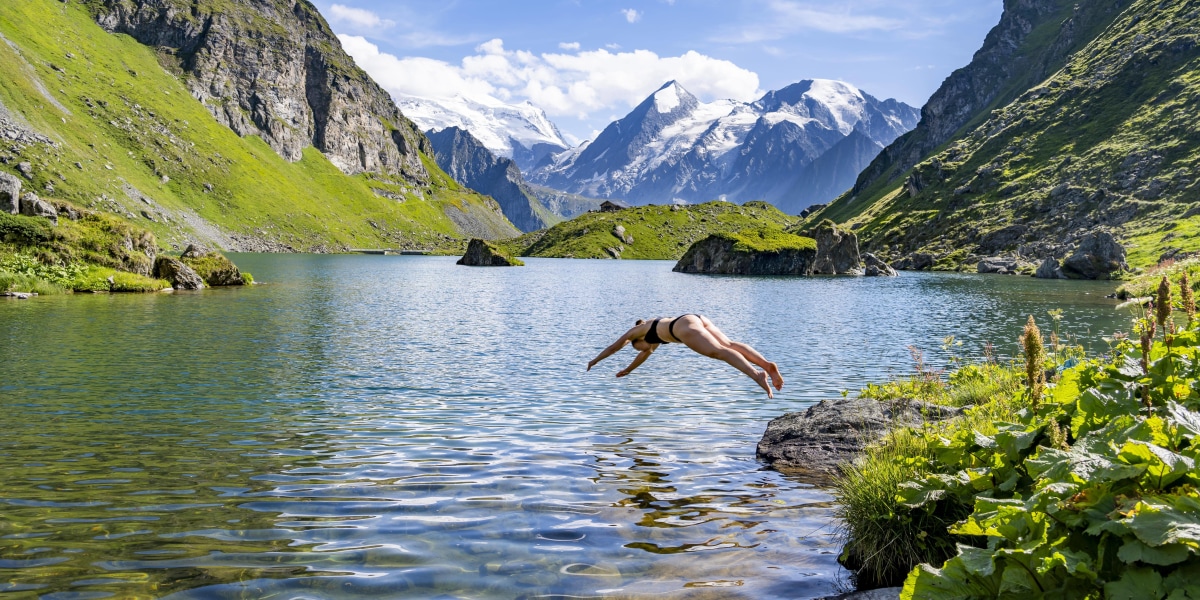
left=153, top=257, right=205, bottom=290
left=757, top=397, right=963, bottom=481
left=457, top=238, right=524, bottom=266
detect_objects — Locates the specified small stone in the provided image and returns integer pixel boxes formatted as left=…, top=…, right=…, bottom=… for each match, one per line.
left=18, top=192, right=57, bottom=224
left=74, top=162, right=82, bottom=169
left=17, top=161, right=32, bottom=179
left=160, top=175, right=169, bottom=184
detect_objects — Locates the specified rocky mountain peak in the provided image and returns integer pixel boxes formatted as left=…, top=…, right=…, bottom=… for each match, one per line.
left=88, top=0, right=431, bottom=184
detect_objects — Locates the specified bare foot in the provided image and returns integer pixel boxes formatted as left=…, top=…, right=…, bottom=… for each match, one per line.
left=766, top=362, right=784, bottom=391
left=753, top=370, right=774, bottom=398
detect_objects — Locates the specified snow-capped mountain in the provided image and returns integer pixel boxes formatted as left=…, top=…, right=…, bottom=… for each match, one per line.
left=396, top=94, right=570, bottom=173
left=527, top=80, right=921, bottom=213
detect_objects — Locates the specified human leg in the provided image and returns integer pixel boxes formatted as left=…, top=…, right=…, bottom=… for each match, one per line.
left=675, top=323, right=773, bottom=397
left=699, top=316, right=784, bottom=390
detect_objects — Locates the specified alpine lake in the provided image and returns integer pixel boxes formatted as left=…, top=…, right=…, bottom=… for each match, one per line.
left=0, top=255, right=1130, bottom=599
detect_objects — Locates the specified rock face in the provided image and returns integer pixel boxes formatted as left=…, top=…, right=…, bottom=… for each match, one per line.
left=862, top=253, right=897, bottom=276
left=457, top=238, right=524, bottom=267
left=673, top=234, right=816, bottom=275
left=1061, top=231, right=1126, bottom=279
left=0, top=171, right=20, bottom=214
left=153, top=257, right=205, bottom=290
left=89, top=0, right=430, bottom=183
left=809, top=221, right=862, bottom=275
left=845, top=0, right=1130, bottom=199
left=427, top=126, right=555, bottom=232
left=18, top=192, right=57, bottom=224
left=757, top=398, right=963, bottom=479
left=612, top=225, right=633, bottom=245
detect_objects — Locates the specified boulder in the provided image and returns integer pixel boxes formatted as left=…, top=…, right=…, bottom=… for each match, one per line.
left=17, top=161, right=32, bottom=179
left=862, top=253, right=897, bottom=277
left=0, top=171, right=20, bottom=214
left=181, top=243, right=212, bottom=259
left=977, top=256, right=1019, bottom=274
left=673, top=231, right=816, bottom=275
left=810, top=221, right=862, bottom=275
left=179, top=249, right=246, bottom=286
left=612, top=225, right=634, bottom=245
left=757, top=398, right=963, bottom=481
left=894, top=252, right=934, bottom=271
left=153, top=257, right=205, bottom=290
left=18, top=193, right=57, bottom=224
left=456, top=238, right=524, bottom=266
left=799, top=203, right=827, bottom=219
left=1035, top=257, right=1067, bottom=279
left=1061, top=231, right=1126, bottom=279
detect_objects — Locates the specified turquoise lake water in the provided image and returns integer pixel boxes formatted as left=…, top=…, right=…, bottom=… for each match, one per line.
left=0, top=256, right=1128, bottom=599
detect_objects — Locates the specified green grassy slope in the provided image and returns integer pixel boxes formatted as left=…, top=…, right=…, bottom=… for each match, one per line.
left=504, top=201, right=800, bottom=260
left=0, top=0, right=516, bottom=253
left=812, top=0, right=1198, bottom=270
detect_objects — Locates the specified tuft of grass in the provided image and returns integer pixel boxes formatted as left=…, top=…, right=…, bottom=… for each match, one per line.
left=0, top=270, right=65, bottom=294
left=726, top=228, right=816, bottom=253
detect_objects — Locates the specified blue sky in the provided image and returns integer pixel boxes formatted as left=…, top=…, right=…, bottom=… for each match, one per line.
left=313, top=0, right=1003, bottom=143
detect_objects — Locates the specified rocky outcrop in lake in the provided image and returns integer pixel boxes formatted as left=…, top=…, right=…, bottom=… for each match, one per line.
left=457, top=238, right=524, bottom=267
left=808, top=221, right=862, bottom=275
left=179, top=244, right=246, bottom=286
left=672, top=231, right=816, bottom=275
left=88, top=0, right=431, bottom=183
left=757, top=398, right=963, bottom=480
left=153, top=256, right=205, bottom=290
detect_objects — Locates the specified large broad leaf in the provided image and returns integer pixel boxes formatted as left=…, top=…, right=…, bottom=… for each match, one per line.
left=1122, top=494, right=1200, bottom=549
left=1117, top=441, right=1195, bottom=490
left=1163, top=562, right=1200, bottom=598
left=1039, top=547, right=1098, bottom=578
left=1104, top=566, right=1166, bottom=600
left=995, top=424, right=1042, bottom=463
left=901, top=546, right=1002, bottom=600
left=1026, top=446, right=1144, bottom=485
left=1117, top=538, right=1192, bottom=566
left=1167, top=401, right=1200, bottom=440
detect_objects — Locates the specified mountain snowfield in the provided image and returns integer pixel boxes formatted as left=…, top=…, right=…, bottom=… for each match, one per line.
left=396, top=94, right=570, bottom=173
left=527, top=79, right=920, bottom=212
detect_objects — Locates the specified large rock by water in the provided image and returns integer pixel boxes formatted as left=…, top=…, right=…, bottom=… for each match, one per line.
left=0, top=171, right=20, bottom=214
left=457, top=238, right=524, bottom=267
left=757, top=398, right=963, bottom=480
left=809, top=221, right=862, bottom=275
left=977, top=256, right=1019, bottom=274
left=153, top=257, right=205, bottom=290
left=862, top=253, right=897, bottom=277
left=1035, top=257, right=1068, bottom=279
left=179, top=247, right=246, bottom=286
left=1061, top=231, right=1127, bottom=279
left=673, top=232, right=816, bottom=275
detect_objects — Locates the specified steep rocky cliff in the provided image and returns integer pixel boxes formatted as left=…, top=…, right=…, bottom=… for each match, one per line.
left=427, top=127, right=558, bottom=233
left=813, top=0, right=1200, bottom=270
left=89, top=0, right=430, bottom=184
left=833, top=0, right=1131, bottom=211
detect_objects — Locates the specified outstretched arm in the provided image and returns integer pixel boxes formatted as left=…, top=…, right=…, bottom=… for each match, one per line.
left=588, top=325, right=641, bottom=371
left=617, top=350, right=653, bottom=377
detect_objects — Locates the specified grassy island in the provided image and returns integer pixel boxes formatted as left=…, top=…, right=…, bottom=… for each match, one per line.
left=837, top=275, right=1200, bottom=599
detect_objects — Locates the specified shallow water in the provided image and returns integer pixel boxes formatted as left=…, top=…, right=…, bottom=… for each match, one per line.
left=0, top=256, right=1126, bottom=599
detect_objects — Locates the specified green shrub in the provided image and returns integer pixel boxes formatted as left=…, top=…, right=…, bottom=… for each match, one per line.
left=69, top=265, right=115, bottom=292
left=241, top=272, right=254, bottom=285
left=0, top=270, right=65, bottom=295
left=109, top=271, right=169, bottom=292
left=0, top=213, right=53, bottom=245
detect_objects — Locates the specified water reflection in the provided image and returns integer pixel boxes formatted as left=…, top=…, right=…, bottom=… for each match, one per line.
left=0, top=256, right=1125, bottom=598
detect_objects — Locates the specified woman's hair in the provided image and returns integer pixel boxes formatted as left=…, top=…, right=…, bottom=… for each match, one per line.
left=635, top=319, right=645, bottom=325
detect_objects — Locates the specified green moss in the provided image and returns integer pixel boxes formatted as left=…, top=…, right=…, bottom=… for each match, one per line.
left=724, top=228, right=816, bottom=253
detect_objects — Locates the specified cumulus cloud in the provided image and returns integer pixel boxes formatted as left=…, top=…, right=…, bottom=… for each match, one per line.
left=621, top=9, right=642, bottom=23
left=328, top=4, right=394, bottom=29
left=559, top=42, right=581, bottom=51
left=339, top=35, right=761, bottom=121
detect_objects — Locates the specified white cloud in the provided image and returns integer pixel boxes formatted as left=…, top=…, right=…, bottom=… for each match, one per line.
left=339, top=35, right=760, bottom=122
left=622, top=9, right=642, bottom=23
left=559, top=42, right=581, bottom=51
left=718, top=0, right=910, bottom=43
left=328, top=4, right=394, bottom=29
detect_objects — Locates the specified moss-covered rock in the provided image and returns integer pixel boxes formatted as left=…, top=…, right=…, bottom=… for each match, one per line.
left=457, top=238, right=524, bottom=267
left=179, top=244, right=245, bottom=285
left=673, top=228, right=817, bottom=275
